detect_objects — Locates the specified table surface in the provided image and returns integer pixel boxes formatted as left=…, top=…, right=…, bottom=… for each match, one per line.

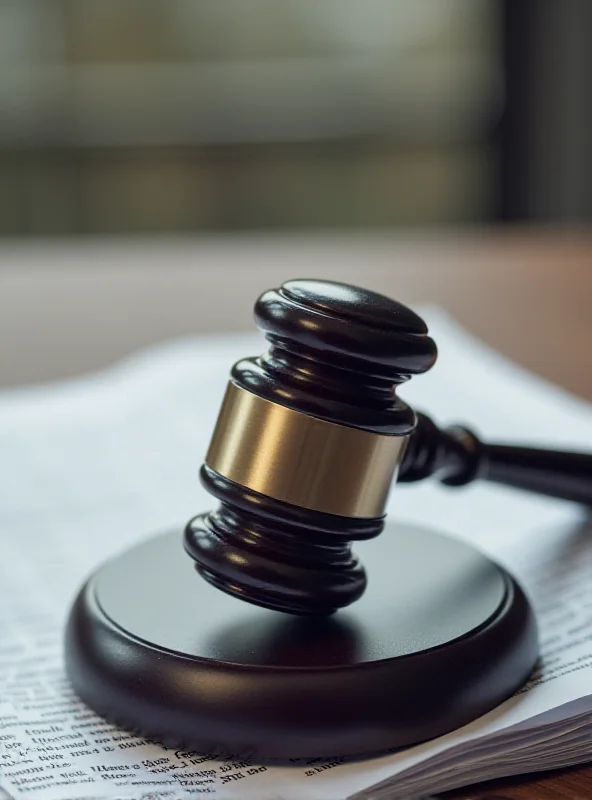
left=1, top=227, right=591, bottom=798
left=1, top=227, right=591, bottom=398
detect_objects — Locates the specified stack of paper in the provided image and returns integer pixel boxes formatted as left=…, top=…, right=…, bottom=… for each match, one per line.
left=1, top=310, right=591, bottom=799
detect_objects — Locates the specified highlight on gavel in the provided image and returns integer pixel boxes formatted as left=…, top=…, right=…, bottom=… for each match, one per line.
left=184, top=279, right=592, bottom=615
left=65, top=277, right=592, bottom=760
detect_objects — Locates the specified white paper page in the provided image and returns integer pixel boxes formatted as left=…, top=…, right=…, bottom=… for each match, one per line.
left=1, top=311, right=591, bottom=800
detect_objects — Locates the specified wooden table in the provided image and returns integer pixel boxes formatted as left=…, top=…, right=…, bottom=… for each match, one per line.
left=1, top=228, right=591, bottom=398
left=1, top=228, right=591, bottom=798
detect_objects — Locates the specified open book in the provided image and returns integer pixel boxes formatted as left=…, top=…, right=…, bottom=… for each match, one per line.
left=1, top=310, right=592, bottom=800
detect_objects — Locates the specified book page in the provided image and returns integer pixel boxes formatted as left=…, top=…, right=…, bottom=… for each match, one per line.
left=1, top=312, right=592, bottom=800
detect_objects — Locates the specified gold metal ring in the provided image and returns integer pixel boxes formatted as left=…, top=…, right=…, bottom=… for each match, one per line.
left=205, top=382, right=407, bottom=518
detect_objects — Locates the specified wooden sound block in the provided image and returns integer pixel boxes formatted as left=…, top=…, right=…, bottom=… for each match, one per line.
left=65, top=523, right=538, bottom=760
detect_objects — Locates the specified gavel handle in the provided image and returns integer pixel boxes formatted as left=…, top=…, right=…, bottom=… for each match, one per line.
left=399, top=412, right=592, bottom=506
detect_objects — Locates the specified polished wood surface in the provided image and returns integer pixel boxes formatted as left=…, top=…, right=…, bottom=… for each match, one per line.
left=0, top=228, right=591, bottom=400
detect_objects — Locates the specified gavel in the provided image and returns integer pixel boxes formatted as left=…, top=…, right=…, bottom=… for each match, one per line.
left=66, top=278, right=592, bottom=759
left=184, top=279, right=592, bottom=615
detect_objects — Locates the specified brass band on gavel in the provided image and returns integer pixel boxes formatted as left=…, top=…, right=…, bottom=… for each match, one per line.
left=205, top=382, right=408, bottom=518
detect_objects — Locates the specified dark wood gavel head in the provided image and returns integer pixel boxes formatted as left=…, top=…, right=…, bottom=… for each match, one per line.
left=184, top=279, right=437, bottom=615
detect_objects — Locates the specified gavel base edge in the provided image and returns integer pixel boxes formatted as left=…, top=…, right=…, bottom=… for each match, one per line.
left=65, top=523, right=538, bottom=760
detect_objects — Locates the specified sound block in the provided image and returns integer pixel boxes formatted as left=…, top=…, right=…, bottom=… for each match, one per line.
left=65, top=523, right=538, bottom=760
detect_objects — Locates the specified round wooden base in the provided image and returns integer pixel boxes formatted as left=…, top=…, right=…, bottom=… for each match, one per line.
left=65, top=523, right=538, bottom=759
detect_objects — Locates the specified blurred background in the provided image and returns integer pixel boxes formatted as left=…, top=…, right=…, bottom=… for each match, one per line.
left=2, top=0, right=591, bottom=236
left=1, top=0, right=591, bottom=396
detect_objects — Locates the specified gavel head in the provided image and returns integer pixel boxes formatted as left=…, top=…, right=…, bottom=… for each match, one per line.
left=184, top=280, right=437, bottom=615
